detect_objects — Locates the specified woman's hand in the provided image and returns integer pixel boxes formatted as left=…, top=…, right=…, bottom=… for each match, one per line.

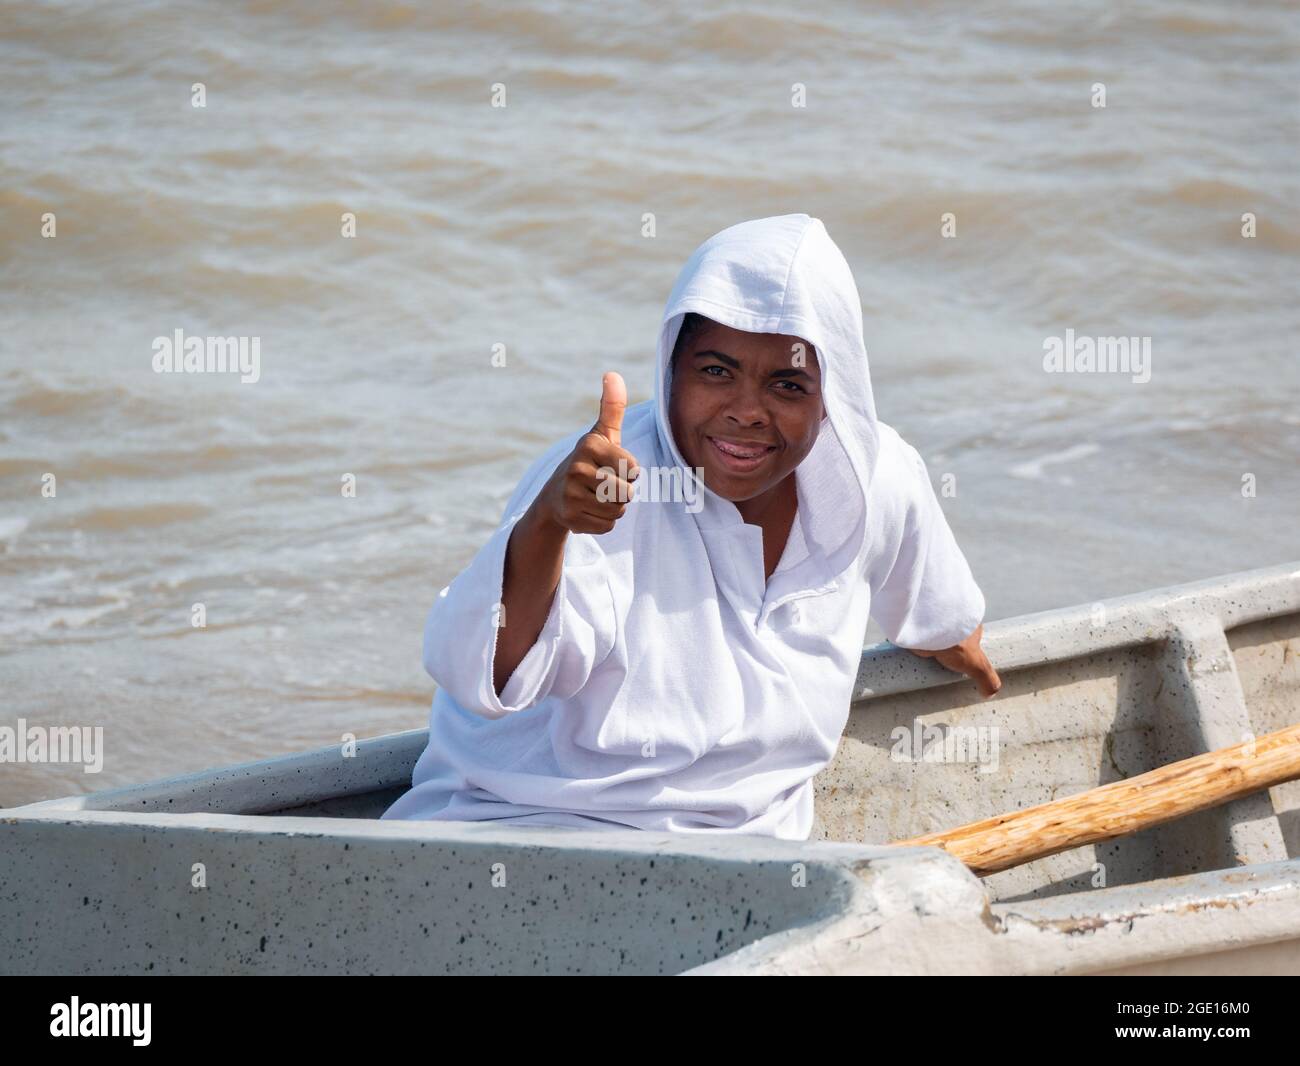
left=907, top=624, right=1001, bottom=698
left=532, top=372, right=640, bottom=535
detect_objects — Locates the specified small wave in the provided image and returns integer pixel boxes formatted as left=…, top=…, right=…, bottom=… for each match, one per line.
left=1165, top=178, right=1257, bottom=208
left=1009, top=442, right=1102, bottom=482
left=8, top=379, right=137, bottom=419
left=0, top=516, right=30, bottom=544
left=1148, top=12, right=1242, bottom=37
left=531, top=68, right=623, bottom=92
left=58, top=503, right=213, bottom=532
left=684, top=10, right=845, bottom=55
left=0, top=587, right=133, bottom=639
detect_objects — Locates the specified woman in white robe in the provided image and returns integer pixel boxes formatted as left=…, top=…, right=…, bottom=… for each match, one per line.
left=381, top=213, right=999, bottom=840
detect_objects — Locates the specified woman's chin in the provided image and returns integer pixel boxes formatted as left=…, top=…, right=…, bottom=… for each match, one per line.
left=700, top=464, right=775, bottom=503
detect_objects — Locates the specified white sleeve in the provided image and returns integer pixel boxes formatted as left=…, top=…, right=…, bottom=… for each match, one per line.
left=868, top=443, right=986, bottom=651
left=421, top=435, right=618, bottom=720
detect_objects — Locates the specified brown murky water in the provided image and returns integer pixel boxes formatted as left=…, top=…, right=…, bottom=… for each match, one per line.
left=1, top=1, right=1297, bottom=805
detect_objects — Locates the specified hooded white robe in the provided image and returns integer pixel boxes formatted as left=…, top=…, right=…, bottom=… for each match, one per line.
left=381, top=213, right=985, bottom=839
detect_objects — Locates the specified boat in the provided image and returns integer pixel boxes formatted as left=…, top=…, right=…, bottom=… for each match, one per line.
left=3, top=561, right=1298, bottom=975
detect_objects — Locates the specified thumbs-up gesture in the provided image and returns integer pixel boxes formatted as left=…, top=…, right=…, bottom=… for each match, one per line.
left=494, top=373, right=639, bottom=694
left=534, top=373, right=640, bottom=535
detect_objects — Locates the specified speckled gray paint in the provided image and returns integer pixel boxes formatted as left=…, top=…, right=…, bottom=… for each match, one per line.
left=0, top=813, right=867, bottom=975
left=3, top=562, right=1299, bottom=975
left=684, top=853, right=1300, bottom=975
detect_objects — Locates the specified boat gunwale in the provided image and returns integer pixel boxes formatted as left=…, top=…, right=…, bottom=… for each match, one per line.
left=855, top=559, right=1300, bottom=700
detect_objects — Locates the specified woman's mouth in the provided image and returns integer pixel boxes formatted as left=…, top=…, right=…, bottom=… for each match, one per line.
left=706, top=435, right=778, bottom=473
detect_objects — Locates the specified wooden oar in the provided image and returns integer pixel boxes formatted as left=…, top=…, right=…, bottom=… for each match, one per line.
left=891, top=722, right=1300, bottom=876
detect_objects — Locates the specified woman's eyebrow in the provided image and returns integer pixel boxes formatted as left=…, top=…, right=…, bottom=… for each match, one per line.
left=691, top=349, right=739, bottom=367
left=771, top=367, right=815, bottom=380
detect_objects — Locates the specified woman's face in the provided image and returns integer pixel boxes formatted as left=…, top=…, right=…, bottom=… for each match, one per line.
left=668, top=319, right=825, bottom=503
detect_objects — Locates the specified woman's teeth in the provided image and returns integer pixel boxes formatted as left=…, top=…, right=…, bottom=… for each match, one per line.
left=707, top=436, right=774, bottom=468
left=713, top=438, right=766, bottom=457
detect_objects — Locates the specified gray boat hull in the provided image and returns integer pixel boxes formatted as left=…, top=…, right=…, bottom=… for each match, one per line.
left=4, top=562, right=1299, bottom=974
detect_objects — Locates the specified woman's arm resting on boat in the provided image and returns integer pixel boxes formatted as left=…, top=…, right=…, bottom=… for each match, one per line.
left=492, top=372, right=638, bottom=696
left=868, top=435, right=995, bottom=694
left=907, top=623, right=1001, bottom=698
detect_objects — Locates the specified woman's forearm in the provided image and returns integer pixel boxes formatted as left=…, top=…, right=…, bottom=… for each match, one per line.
left=492, top=503, right=569, bottom=696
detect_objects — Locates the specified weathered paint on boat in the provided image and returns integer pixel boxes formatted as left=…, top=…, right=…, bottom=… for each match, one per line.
left=3, top=562, right=1298, bottom=975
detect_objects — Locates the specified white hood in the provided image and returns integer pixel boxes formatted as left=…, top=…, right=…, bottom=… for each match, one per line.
left=652, top=213, right=881, bottom=589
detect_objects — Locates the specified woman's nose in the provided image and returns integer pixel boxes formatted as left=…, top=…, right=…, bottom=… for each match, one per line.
left=723, top=383, right=770, bottom=427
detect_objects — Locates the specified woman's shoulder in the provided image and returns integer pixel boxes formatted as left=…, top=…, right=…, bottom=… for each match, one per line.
left=866, top=421, right=931, bottom=508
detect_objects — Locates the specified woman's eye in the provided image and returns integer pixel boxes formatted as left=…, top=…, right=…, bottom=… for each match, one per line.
left=774, top=380, right=807, bottom=393
left=702, top=365, right=728, bottom=377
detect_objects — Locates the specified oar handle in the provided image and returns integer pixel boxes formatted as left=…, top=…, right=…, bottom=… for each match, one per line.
left=891, top=722, right=1300, bottom=876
